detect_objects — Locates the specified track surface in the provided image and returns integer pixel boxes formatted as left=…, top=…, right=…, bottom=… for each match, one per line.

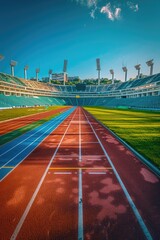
left=0, top=107, right=159, bottom=240
left=0, top=107, right=69, bottom=135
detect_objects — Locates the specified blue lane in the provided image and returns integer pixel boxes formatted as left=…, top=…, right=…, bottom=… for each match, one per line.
left=0, top=107, right=76, bottom=180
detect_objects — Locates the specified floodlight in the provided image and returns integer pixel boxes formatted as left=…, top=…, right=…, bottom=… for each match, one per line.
left=134, top=64, right=141, bottom=78
left=146, top=59, right=153, bottom=67
left=49, top=69, right=52, bottom=75
left=10, top=60, right=17, bottom=67
left=96, top=58, right=101, bottom=85
left=10, top=60, right=18, bottom=76
left=110, top=69, right=114, bottom=84
left=63, top=60, right=68, bottom=73
left=135, top=64, right=141, bottom=70
left=36, top=68, right=40, bottom=81
left=96, top=58, right=101, bottom=70
left=48, top=69, right=53, bottom=83
left=63, top=60, right=68, bottom=85
left=122, top=66, right=128, bottom=82
left=24, top=65, right=29, bottom=79
left=146, top=59, right=154, bottom=75
left=110, top=69, right=114, bottom=75
left=122, top=66, right=127, bottom=72
left=24, top=65, right=29, bottom=70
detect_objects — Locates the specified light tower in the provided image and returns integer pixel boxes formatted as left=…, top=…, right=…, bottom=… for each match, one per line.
left=134, top=64, right=141, bottom=79
left=146, top=59, right=154, bottom=76
left=48, top=69, right=52, bottom=83
left=10, top=60, right=17, bottom=76
left=36, top=68, right=40, bottom=81
left=24, top=65, right=29, bottom=79
left=110, top=69, right=114, bottom=84
left=63, top=60, right=68, bottom=85
left=122, top=66, right=128, bottom=82
left=96, top=58, right=101, bottom=85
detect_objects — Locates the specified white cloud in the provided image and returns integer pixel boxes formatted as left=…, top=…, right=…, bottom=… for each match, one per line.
left=100, top=3, right=121, bottom=21
left=115, top=7, right=121, bottom=19
left=74, top=0, right=138, bottom=20
left=75, top=0, right=97, bottom=8
left=127, top=2, right=139, bottom=12
left=90, top=8, right=96, bottom=18
left=87, top=0, right=97, bottom=8
left=75, top=0, right=98, bottom=19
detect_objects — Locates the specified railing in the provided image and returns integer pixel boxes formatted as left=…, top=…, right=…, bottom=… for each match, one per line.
left=0, top=80, right=160, bottom=98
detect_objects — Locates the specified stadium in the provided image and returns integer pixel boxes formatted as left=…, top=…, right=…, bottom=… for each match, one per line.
left=0, top=59, right=160, bottom=239
left=0, top=66, right=160, bottom=109
left=0, top=0, right=160, bottom=239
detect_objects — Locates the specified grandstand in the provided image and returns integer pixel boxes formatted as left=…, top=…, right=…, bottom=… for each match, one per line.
left=0, top=72, right=160, bottom=110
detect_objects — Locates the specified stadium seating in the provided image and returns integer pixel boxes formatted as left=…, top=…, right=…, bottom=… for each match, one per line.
left=0, top=73, right=26, bottom=86
left=0, top=93, right=64, bottom=108
left=0, top=72, right=159, bottom=110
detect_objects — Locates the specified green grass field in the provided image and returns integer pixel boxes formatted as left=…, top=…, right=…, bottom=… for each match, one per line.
left=0, top=106, right=66, bottom=145
left=85, top=107, right=160, bottom=168
left=0, top=106, right=66, bottom=121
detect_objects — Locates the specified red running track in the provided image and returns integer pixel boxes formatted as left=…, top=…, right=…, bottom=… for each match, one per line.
left=0, top=107, right=159, bottom=240
left=0, top=106, right=69, bottom=135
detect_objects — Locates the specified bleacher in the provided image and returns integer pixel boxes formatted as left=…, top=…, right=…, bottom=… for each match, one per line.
left=0, top=93, right=64, bottom=108
left=0, top=73, right=26, bottom=86
left=0, top=72, right=159, bottom=110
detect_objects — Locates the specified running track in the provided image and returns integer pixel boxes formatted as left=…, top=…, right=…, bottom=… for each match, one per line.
left=0, top=106, right=69, bottom=135
left=0, top=107, right=159, bottom=240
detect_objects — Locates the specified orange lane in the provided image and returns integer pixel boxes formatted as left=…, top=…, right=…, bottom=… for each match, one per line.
left=17, top=171, right=78, bottom=240
left=16, top=109, right=80, bottom=239
left=0, top=109, right=75, bottom=239
left=83, top=171, right=145, bottom=240
left=0, top=106, right=70, bottom=135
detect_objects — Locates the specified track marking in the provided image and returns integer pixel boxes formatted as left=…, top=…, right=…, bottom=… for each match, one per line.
left=83, top=110, right=153, bottom=240
left=0, top=110, right=70, bottom=157
left=53, top=172, right=72, bottom=175
left=1, top=166, right=14, bottom=169
left=0, top=109, right=75, bottom=182
left=79, top=108, right=82, bottom=162
left=78, top=108, right=83, bottom=240
left=10, top=108, right=78, bottom=240
left=78, top=169, right=83, bottom=240
left=49, top=167, right=112, bottom=170
left=88, top=172, right=107, bottom=175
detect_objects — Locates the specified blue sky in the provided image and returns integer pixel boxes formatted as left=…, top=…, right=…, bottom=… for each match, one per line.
left=0, top=0, right=160, bottom=81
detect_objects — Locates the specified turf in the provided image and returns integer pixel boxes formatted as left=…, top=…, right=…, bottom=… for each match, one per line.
left=0, top=106, right=66, bottom=121
left=84, top=107, right=160, bottom=168
left=0, top=113, right=61, bottom=145
left=0, top=106, right=67, bottom=145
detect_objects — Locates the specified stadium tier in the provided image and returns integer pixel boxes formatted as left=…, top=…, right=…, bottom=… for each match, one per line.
left=0, top=72, right=160, bottom=109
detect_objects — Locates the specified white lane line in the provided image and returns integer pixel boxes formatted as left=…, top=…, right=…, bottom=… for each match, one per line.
left=83, top=109, right=153, bottom=240
left=54, top=172, right=72, bottom=175
left=88, top=172, right=107, bottom=175
left=0, top=112, right=72, bottom=175
left=78, top=169, right=83, bottom=240
left=78, top=108, right=83, bottom=240
left=79, top=108, right=82, bottom=162
left=0, top=119, right=69, bottom=183
left=0, top=111, right=69, bottom=157
left=10, top=108, right=78, bottom=240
